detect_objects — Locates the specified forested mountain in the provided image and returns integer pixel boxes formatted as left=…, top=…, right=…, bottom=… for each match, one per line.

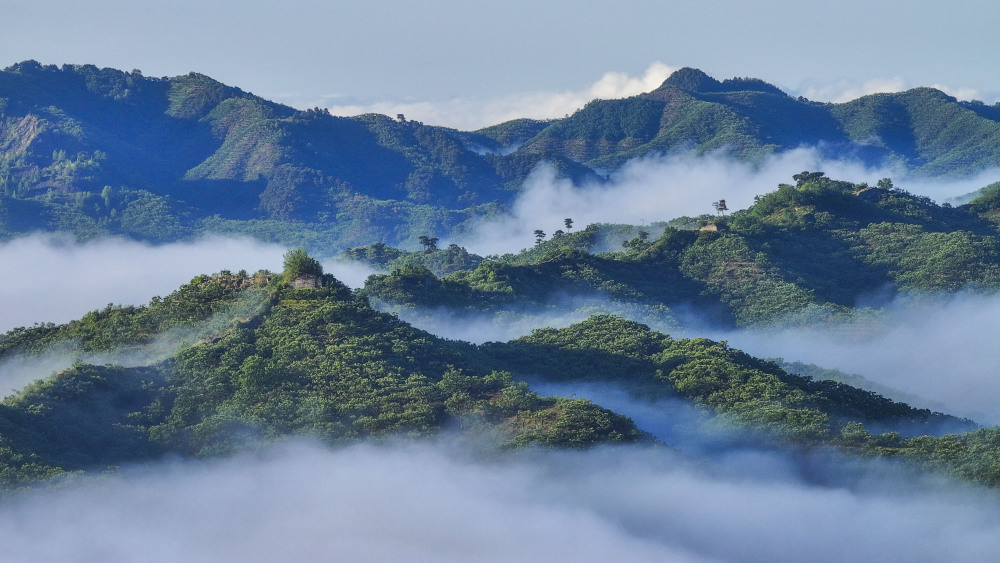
left=0, top=61, right=601, bottom=247
left=1, top=62, right=998, bottom=250
left=0, top=259, right=644, bottom=487
left=515, top=67, right=1000, bottom=174
left=361, top=173, right=1000, bottom=327
left=5, top=254, right=997, bottom=491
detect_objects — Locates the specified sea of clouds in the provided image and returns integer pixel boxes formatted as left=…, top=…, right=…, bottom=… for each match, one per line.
left=3, top=438, right=1000, bottom=562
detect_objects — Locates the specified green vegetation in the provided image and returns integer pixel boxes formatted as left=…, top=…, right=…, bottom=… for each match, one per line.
left=282, top=247, right=324, bottom=279
left=362, top=173, right=1000, bottom=327
left=6, top=282, right=998, bottom=490
left=485, top=315, right=967, bottom=443
left=2, top=62, right=999, bottom=254
left=344, top=241, right=483, bottom=277
left=0, top=263, right=646, bottom=488
left=520, top=68, right=1000, bottom=174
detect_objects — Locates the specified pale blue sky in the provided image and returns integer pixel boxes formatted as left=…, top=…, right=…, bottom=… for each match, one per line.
left=3, top=0, right=998, bottom=128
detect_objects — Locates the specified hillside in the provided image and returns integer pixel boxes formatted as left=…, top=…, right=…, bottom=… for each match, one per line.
left=1, top=62, right=999, bottom=252
left=0, top=61, right=595, bottom=247
left=516, top=68, right=1000, bottom=173
left=0, top=262, right=648, bottom=487
left=360, top=172, right=1000, bottom=327
left=8, top=259, right=1000, bottom=490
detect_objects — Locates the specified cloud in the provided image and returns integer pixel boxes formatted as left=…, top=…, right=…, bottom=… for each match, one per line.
left=359, top=145, right=1000, bottom=425
left=320, top=69, right=998, bottom=131
left=527, top=380, right=745, bottom=456
left=0, top=346, right=79, bottom=399
left=323, top=62, right=676, bottom=131
left=0, top=234, right=286, bottom=334
left=708, top=293, right=1000, bottom=424
left=2, top=175, right=1000, bottom=562
left=383, top=304, right=583, bottom=345
left=322, top=258, right=378, bottom=289
left=755, top=294, right=1000, bottom=423
left=931, top=84, right=986, bottom=103
left=375, top=291, right=683, bottom=348
left=378, top=283, right=1000, bottom=426
left=2, top=439, right=999, bottom=562
left=584, top=62, right=677, bottom=100
left=0, top=234, right=288, bottom=398
left=380, top=294, right=647, bottom=345
left=0, top=286, right=273, bottom=398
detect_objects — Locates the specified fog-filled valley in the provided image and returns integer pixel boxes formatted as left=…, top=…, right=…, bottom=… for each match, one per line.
left=6, top=440, right=1000, bottom=562
left=453, top=148, right=1000, bottom=255
left=4, top=61, right=1000, bottom=561
left=383, top=290, right=1000, bottom=426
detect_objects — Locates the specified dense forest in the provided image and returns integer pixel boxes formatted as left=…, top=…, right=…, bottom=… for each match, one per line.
left=0, top=254, right=649, bottom=488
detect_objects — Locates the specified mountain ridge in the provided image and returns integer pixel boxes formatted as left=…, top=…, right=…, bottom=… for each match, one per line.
left=2, top=61, right=998, bottom=250
left=3, top=263, right=995, bottom=491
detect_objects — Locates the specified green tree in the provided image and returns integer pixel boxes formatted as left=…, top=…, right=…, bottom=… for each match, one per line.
left=712, top=200, right=728, bottom=217
left=793, top=171, right=826, bottom=187
left=282, top=248, right=323, bottom=278
left=418, top=235, right=439, bottom=253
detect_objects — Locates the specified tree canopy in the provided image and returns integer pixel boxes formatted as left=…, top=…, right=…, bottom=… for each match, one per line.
left=282, top=248, right=323, bottom=279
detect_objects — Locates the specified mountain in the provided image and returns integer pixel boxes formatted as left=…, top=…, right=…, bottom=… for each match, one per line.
left=0, top=61, right=599, bottom=247
left=0, top=263, right=646, bottom=487
left=515, top=67, right=1000, bottom=173
left=2, top=62, right=999, bottom=251
left=0, top=267, right=620, bottom=486
left=359, top=172, right=1000, bottom=327
left=7, top=256, right=1000, bottom=491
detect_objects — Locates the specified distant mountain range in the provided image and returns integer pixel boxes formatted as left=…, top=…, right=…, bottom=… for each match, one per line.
left=509, top=67, right=1000, bottom=174
left=1, top=61, right=999, bottom=248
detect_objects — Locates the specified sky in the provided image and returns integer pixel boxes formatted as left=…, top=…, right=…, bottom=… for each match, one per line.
left=2, top=0, right=999, bottom=129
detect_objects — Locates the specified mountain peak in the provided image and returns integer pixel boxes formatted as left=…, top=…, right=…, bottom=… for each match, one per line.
left=658, top=67, right=721, bottom=92
left=655, top=67, right=786, bottom=96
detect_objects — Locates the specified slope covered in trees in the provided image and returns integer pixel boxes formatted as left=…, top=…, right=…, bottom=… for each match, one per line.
left=486, top=315, right=1000, bottom=488
left=1, top=62, right=998, bottom=250
left=516, top=68, right=1000, bottom=174
left=8, top=264, right=1000, bottom=490
left=4, top=62, right=1000, bottom=493
left=0, top=262, right=647, bottom=488
left=0, top=62, right=535, bottom=247
left=361, top=173, right=1000, bottom=327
